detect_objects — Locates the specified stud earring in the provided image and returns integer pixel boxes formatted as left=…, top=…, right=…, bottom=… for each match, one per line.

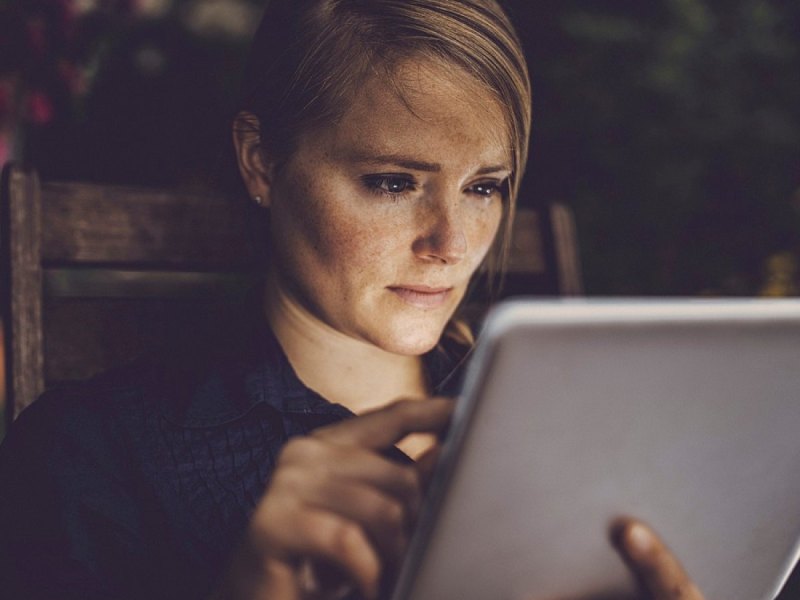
left=253, top=195, right=264, bottom=206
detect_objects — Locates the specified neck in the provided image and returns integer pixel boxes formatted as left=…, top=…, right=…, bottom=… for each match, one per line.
left=263, top=274, right=430, bottom=416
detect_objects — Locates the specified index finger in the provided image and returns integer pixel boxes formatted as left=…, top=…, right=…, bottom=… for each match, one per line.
left=314, top=398, right=454, bottom=450
left=612, top=519, right=705, bottom=600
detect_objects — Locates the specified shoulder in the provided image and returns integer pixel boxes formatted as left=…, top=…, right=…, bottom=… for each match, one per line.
left=0, top=290, right=305, bottom=598
left=0, top=363, right=163, bottom=598
left=0, top=348, right=286, bottom=599
left=3, top=360, right=153, bottom=456
left=0, top=360, right=163, bottom=521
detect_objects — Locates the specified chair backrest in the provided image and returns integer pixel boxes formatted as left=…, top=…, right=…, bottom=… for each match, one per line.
left=1, top=162, right=582, bottom=420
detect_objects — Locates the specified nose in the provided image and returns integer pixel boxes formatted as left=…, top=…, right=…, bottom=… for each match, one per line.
left=412, top=196, right=468, bottom=265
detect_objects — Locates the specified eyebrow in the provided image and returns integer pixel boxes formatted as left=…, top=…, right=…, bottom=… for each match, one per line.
left=346, top=151, right=511, bottom=176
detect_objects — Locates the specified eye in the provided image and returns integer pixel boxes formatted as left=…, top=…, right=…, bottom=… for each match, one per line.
left=468, top=179, right=507, bottom=199
left=362, top=174, right=417, bottom=197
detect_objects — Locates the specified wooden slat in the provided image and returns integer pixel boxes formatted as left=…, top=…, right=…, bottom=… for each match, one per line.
left=40, top=181, right=261, bottom=268
left=508, top=208, right=546, bottom=274
left=2, top=165, right=45, bottom=418
left=550, top=202, right=584, bottom=295
left=43, top=268, right=258, bottom=299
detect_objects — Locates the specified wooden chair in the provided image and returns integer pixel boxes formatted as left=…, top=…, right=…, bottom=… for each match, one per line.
left=1, top=162, right=582, bottom=421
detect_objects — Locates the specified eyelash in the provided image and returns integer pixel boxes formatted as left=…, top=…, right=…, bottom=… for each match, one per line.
left=361, top=175, right=506, bottom=201
left=362, top=175, right=417, bottom=198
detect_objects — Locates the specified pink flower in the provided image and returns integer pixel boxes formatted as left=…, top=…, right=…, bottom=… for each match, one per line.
left=26, top=91, right=54, bottom=125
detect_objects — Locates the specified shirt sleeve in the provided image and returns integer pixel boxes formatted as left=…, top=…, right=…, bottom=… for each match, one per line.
left=0, top=390, right=157, bottom=600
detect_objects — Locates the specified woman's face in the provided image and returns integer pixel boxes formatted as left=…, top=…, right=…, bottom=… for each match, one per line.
left=264, top=59, right=511, bottom=355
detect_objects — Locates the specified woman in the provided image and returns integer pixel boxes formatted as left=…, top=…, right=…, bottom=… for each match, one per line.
left=0, top=1, right=703, bottom=599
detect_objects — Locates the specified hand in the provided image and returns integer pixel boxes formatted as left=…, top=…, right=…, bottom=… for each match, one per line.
left=612, top=519, right=705, bottom=600
left=211, top=397, right=454, bottom=600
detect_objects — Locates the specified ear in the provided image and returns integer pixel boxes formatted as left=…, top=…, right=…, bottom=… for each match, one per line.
left=232, top=111, right=274, bottom=207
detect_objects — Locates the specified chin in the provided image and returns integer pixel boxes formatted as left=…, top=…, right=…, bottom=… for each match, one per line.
left=383, top=337, right=441, bottom=356
left=371, top=315, right=450, bottom=356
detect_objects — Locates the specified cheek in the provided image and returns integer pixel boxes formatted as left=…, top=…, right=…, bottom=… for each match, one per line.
left=318, top=206, right=405, bottom=267
left=466, top=203, right=504, bottom=265
left=276, top=184, right=404, bottom=279
left=320, top=221, right=382, bottom=273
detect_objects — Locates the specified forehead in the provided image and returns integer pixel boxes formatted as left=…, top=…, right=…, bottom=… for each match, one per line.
left=307, top=58, right=511, bottom=168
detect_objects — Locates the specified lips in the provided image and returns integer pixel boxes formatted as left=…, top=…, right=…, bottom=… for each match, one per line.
left=387, top=285, right=453, bottom=309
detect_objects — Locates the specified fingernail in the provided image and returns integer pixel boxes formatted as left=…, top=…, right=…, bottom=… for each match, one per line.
left=626, top=522, right=654, bottom=554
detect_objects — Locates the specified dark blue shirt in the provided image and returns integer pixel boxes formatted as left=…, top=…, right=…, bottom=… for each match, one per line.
left=0, top=295, right=466, bottom=599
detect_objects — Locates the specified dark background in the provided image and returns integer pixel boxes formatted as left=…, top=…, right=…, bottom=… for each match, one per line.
left=3, top=0, right=800, bottom=296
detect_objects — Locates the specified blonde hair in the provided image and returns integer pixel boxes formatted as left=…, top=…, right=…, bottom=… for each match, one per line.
left=239, top=0, right=532, bottom=289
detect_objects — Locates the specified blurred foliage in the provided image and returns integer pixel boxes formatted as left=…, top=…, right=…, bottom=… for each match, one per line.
left=2, top=0, right=261, bottom=185
left=5, top=0, right=800, bottom=295
left=517, top=0, right=800, bottom=294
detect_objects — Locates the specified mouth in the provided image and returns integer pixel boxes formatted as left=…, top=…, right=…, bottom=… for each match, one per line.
left=387, top=285, right=454, bottom=309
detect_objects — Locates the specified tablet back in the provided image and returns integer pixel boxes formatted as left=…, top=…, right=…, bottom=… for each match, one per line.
left=393, top=300, right=800, bottom=600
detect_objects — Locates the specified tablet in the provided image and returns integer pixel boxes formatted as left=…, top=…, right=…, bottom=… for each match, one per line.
left=392, top=299, right=800, bottom=600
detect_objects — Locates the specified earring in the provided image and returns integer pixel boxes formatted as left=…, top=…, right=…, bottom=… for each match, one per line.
left=253, top=195, right=264, bottom=206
